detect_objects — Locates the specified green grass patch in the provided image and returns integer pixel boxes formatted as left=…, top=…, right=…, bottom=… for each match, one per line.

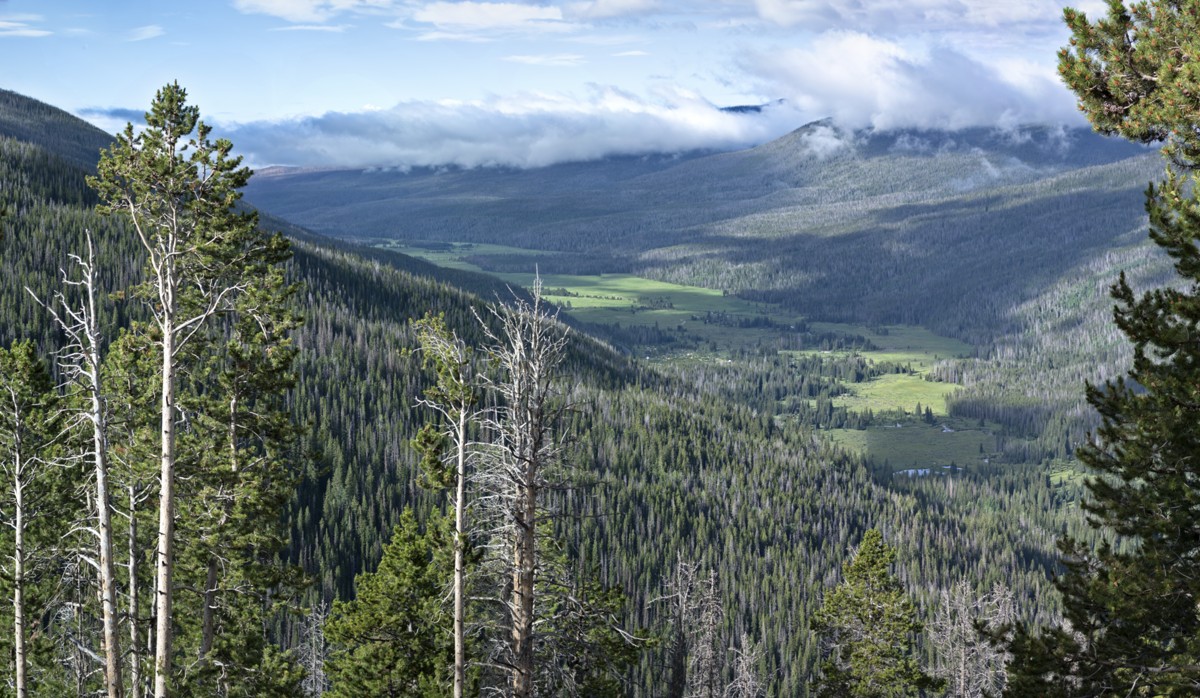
left=832, top=373, right=958, bottom=417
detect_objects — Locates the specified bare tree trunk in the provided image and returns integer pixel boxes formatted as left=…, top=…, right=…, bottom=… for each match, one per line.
left=687, top=572, right=724, bottom=698
left=13, top=466, right=26, bottom=698
left=94, top=397, right=124, bottom=698
left=725, top=633, right=763, bottom=698
left=153, top=325, right=176, bottom=698
left=511, top=467, right=537, bottom=698
left=199, top=558, right=219, bottom=658
left=454, top=408, right=467, bottom=698
left=299, top=600, right=330, bottom=696
left=32, top=234, right=124, bottom=697
left=82, top=240, right=123, bottom=698
left=129, top=483, right=142, bottom=698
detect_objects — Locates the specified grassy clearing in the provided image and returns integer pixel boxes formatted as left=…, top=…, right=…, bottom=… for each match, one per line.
left=789, top=324, right=969, bottom=417
left=380, top=240, right=801, bottom=355
left=831, top=373, right=958, bottom=416
left=809, top=322, right=973, bottom=367
left=381, top=238, right=997, bottom=469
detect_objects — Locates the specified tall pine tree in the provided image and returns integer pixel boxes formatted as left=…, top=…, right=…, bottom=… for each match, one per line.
left=1006, top=2, right=1200, bottom=695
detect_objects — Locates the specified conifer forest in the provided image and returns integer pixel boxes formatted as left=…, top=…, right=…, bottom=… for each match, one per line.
left=4, top=1, right=1200, bottom=696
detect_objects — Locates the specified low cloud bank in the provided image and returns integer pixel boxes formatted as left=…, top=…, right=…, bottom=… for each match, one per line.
left=221, top=88, right=807, bottom=169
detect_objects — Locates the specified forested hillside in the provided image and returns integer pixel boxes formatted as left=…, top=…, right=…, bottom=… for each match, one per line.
left=0, top=88, right=1104, bottom=695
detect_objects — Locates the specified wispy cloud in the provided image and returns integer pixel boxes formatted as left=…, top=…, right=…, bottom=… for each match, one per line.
left=270, top=23, right=350, bottom=32
left=231, top=0, right=396, bottom=24
left=76, top=106, right=146, bottom=134
left=412, top=2, right=567, bottom=31
left=613, top=49, right=648, bottom=56
left=0, top=15, right=50, bottom=38
left=565, top=0, right=660, bottom=20
left=222, top=87, right=804, bottom=169
left=750, top=0, right=1049, bottom=31
left=79, top=107, right=146, bottom=123
left=127, top=25, right=164, bottom=42
left=504, top=53, right=585, bottom=66
left=410, top=29, right=493, bottom=42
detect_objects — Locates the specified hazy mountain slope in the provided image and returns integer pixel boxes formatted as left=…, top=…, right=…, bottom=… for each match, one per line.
left=243, top=121, right=1150, bottom=250
left=243, top=121, right=1158, bottom=340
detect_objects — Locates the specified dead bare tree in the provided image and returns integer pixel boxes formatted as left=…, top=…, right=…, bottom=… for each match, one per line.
left=31, top=232, right=124, bottom=698
left=298, top=600, right=330, bottom=697
left=687, top=570, right=725, bottom=698
left=725, top=633, right=764, bottom=698
left=657, top=556, right=700, bottom=698
left=474, top=282, right=570, bottom=697
left=930, top=579, right=1015, bottom=697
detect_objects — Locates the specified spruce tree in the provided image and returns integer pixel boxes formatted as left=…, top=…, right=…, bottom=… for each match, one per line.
left=810, top=529, right=938, bottom=697
left=1005, top=3, right=1200, bottom=695
left=324, top=509, right=454, bottom=697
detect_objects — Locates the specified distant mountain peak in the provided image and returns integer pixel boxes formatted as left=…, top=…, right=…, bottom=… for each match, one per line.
left=720, top=99, right=787, bottom=115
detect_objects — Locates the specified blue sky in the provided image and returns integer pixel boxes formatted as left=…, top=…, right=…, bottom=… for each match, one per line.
left=0, top=0, right=1107, bottom=168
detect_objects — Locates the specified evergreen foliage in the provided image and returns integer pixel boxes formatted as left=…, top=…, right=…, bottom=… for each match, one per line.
left=1005, top=2, right=1200, bottom=695
left=0, top=340, right=66, bottom=696
left=324, top=509, right=453, bottom=697
left=810, top=529, right=939, bottom=697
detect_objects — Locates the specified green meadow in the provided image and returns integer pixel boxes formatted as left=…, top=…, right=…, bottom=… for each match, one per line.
left=384, top=240, right=998, bottom=471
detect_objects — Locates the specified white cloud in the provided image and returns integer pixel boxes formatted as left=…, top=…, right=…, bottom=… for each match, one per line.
left=504, top=53, right=585, bottom=66
left=0, top=15, right=50, bottom=37
left=231, top=0, right=395, bottom=23
left=613, top=49, right=648, bottom=56
left=223, top=87, right=805, bottom=169
left=565, top=0, right=660, bottom=20
left=410, top=29, right=494, bottom=41
left=413, top=2, right=564, bottom=30
left=742, top=30, right=1081, bottom=131
left=127, top=25, right=164, bottom=41
left=750, top=0, right=1062, bottom=31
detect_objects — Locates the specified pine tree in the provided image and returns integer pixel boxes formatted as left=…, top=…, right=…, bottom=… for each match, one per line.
left=90, top=81, right=297, bottom=697
left=810, top=529, right=938, bottom=697
left=1005, top=3, right=1200, bottom=694
left=411, top=312, right=480, bottom=698
left=324, top=508, right=453, bottom=697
